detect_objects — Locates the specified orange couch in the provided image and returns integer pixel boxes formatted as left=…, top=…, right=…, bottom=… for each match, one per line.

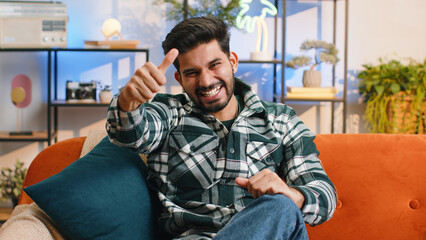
left=18, top=134, right=426, bottom=239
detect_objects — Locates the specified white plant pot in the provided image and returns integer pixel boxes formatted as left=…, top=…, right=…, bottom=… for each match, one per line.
left=302, top=70, right=322, bottom=88
left=99, top=90, right=113, bottom=103
left=250, top=51, right=273, bottom=61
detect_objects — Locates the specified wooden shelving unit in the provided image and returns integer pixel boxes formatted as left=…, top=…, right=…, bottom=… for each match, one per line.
left=238, top=0, right=349, bottom=133
left=0, top=48, right=149, bottom=145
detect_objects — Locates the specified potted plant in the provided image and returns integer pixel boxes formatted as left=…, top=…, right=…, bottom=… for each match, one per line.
left=357, top=58, right=426, bottom=133
left=0, top=160, right=28, bottom=207
left=99, top=84, right=113, bottom=103
left=286, top=40, right=339, bottom=87
left=154, top=0, right=241, bottom=28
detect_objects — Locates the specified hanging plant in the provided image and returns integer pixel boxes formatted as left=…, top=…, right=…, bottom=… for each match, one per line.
left=357, top=58, right=426, bottom=133
left=154, top=0, right=241, bottom=28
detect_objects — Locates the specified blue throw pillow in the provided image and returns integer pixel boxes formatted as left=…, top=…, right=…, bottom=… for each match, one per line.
left=24, top=136, right=158, bottom=240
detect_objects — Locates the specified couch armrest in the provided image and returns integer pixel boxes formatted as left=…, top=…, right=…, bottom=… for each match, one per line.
left=18, top=137, right=86, bottom=205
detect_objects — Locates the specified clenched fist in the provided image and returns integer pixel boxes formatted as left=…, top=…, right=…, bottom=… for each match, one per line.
left=235, top=169, right=305, bottom=209
left=118, top=48, right=179, bottom=112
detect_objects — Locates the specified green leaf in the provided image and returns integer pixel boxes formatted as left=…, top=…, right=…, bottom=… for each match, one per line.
left=374, top=85, right=385, bottom=95
left=390, top=83, right=401, bottom=94
left=366, top=81, right=374, bottom=92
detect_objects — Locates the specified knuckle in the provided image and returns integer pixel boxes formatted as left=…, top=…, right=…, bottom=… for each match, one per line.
left=152, top=84, right=160, bottom=93
left=135, top=67, right=145, bottom=76
left=144, top=91, right=155, bottom=100
left=145, top=62, right=156, bottom=69
left=157, top=75, right=166, bottom=85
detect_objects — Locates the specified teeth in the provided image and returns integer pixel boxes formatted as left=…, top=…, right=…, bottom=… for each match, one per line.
left=201, top=86, right=221, bottom=97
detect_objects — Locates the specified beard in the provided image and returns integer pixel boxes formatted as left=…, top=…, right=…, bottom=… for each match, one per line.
left=186, top=74, right=235, bottom=114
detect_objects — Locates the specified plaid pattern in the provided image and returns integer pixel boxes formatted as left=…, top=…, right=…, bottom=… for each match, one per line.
left=106, top=79, right=337, bottom=239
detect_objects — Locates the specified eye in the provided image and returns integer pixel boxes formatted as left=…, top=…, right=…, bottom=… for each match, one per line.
left=184, top=71, right=198, bottom=77
left=210, top=61, right=221, bottom=69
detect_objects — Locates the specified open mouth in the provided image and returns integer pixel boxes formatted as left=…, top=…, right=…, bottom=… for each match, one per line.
left=200, top=85, right=222, bottom=97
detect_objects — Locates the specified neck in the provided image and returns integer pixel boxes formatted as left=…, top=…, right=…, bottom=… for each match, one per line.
left=210, top=95, right=238, bottom=121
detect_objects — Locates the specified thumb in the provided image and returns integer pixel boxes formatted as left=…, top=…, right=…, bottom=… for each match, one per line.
left=158, top=48, right=179, bottom=74
left=235, top=177, right=249, bottom=188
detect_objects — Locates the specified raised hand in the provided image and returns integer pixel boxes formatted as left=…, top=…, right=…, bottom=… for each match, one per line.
left=118, top=48, right=179, bottom=112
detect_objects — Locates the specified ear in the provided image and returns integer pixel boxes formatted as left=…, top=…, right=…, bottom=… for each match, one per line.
left=174, top=71, right=183, bottom=86
left=229, top=52, right=239, bottom=73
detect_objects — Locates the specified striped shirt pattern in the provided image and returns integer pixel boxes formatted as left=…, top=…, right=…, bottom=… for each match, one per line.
left=106, top=79, right=337, bottom=239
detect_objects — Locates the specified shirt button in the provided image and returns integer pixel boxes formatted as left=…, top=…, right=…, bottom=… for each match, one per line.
left=229, top=148, right=235, bottom=154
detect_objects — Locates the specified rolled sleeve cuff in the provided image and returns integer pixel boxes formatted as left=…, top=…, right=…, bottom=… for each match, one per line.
left=291, top=185, right=323, bottom=226
left=111, top=96, right=145, bottom=127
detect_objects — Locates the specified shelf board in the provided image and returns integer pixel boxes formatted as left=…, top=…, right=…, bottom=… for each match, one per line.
left=1, top=48, right=149, bottom=52
left=275, top=94, right=345, bottom=103
left=55, top=48, right=148, bottom=52
left=0, top=131, right=55, bottom=142
left=51, top=100, right=110, bottom=107
left=0, top=208, right=13, bottom=222
left=0, top=48, right=52, bottom=52
left=239, top=59, right=283, bottom=64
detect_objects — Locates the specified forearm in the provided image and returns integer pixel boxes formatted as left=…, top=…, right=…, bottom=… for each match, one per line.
left=288, top=187, right=305, bottom=209
left=106, top=95, right=162, bottom=153
left=292, top=178, right=336, bottom=226
left=281, top=121, right=337, bottom=225
left=284, top=148, right=337, bottom=225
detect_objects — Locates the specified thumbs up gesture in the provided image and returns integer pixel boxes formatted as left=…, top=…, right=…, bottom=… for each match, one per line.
left=118, top=48, right=179, bottom=112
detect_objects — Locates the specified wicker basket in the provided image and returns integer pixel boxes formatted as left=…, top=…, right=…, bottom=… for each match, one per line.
left=386, top=93, right=425, bottom=134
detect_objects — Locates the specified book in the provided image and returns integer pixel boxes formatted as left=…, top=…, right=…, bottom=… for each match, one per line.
left=287, top=86, right=337, bottom=94
left=84, top=40, right=140, bottom=49
left=286, top=92, right=336, bottom=99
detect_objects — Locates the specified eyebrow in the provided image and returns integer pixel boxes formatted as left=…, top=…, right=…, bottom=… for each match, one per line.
left=182, top=58, right=223, bottom=75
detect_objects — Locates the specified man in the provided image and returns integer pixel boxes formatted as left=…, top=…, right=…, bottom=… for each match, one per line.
left=106, top=16, right=336, bottom=240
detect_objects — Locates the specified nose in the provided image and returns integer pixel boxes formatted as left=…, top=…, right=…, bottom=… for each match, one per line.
left=198, top=70, right=216, bottom=88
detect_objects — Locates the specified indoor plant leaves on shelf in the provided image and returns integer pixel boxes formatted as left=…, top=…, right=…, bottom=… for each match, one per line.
left=154, top=0, right=241, bottom=28
left=0, top=160, right=28, bottom=207
left=357, top=58, right=426, bottom=133
left=286, top=40, right=339, bottom=87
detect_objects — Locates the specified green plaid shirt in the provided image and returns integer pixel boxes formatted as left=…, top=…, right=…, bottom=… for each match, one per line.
left=106, top=79, right=336, bottom=239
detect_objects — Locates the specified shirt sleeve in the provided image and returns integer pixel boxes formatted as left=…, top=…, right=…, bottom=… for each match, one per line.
left=105, top=95, right=171, bottom=154
left=280, top=109, right=337, bottom=226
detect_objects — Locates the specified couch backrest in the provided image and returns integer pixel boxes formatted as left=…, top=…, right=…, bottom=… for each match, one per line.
left=308, top=134, right=426, bottom=240
left=19, top=134, right=426, bottom=239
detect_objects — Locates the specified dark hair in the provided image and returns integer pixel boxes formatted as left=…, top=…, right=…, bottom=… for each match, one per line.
left=162, top=16, right=231, bottom=71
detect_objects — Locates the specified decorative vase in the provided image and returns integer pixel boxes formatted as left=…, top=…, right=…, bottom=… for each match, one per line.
left=99, top=86, right=113, bottom=103
left=302, top=70, right=321, bottom=88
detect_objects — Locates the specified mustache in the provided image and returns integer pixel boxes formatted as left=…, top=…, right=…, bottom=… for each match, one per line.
left=195, top=81, right=225, bottom=93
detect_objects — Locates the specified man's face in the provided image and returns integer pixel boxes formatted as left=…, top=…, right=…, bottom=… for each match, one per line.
left=174, top=40, right=238, bottom=114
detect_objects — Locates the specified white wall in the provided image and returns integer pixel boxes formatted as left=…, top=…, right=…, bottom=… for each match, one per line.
left=345, top=0, right=426, bottom=134
left=0, top=0, right=425, bottom=174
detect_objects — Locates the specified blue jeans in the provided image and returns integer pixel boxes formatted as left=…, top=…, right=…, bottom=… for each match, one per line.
left=214, top=195, right=308, bottom=240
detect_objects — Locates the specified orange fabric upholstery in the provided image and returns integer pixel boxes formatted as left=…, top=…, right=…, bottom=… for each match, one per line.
left=308, top=134, right=426, bottom=240
left=18, top=137, right=86, bottom=205
left=18, top=134, right=426, bottom=239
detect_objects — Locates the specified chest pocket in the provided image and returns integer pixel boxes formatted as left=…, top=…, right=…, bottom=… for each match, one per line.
left=246, top=141, right=282, bottom=177
left=168, top=132, right=219, bottom=190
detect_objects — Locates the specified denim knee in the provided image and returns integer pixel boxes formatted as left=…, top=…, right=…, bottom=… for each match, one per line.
left=258, top=194, right=301, bottom=216
left=214, top=194, right=308, bottom=240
